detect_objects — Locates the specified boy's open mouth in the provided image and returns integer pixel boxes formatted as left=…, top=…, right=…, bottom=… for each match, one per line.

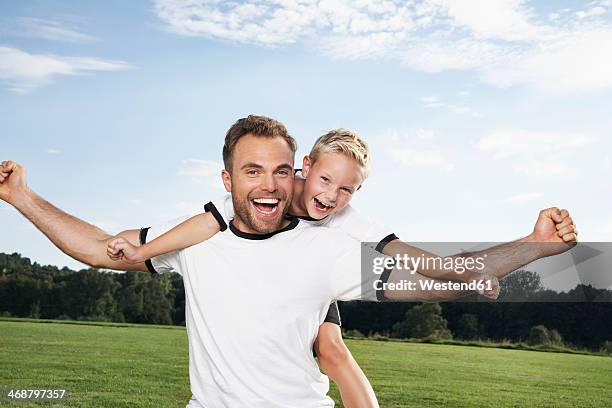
left=251, top=197, right=280, bottom=218
left=313, top=197, right=334, bottom=214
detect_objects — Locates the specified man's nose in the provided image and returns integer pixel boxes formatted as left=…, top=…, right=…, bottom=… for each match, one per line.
left=261, top=173, right=277, bottom=192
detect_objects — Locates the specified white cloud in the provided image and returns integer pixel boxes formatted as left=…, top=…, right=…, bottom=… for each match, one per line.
left=178, top=159, right=222, bottom=177
left=45, top=148, right=61, bottom=155
left=121, top=198, right=143, bottom=205
left=153, top=0, right=612, bottom=94
left=501, top=192, right=543, bottom=204
left=380, top=128, right=453, bottom=170
left=389, top=147, right=447, bottom=168
left=414, top=128, right=435, bottom=140
left=178, top=159, right=224, bottom=189
left=175, top=201, right=203, bottom=214
left=0, top=46, right=131, bottom=93
left=16, top=18, right=95, bottom=43
left=420, top=95, right=481, bottom=118
left=439, top=0, right=545, bottom=42
left=576, top=7, right=607, bottom=19
left=512, top=159, right=571, bottom=176
left=475, top=129, right=593, bottom=159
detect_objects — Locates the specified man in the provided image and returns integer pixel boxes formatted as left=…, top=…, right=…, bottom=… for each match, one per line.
left=0, top=116, right=577, bottom=407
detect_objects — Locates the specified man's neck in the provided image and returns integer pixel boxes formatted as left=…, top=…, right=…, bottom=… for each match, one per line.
left=289, top=177, right=308, bottom=217
left=231, top=215, right=292, bottom=235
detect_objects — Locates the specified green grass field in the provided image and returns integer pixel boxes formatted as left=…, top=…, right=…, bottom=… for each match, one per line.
left=1, top=318, right=611, bottom=407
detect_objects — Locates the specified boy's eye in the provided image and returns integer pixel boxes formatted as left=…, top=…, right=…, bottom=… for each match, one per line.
left=341, top=187, right=353, bottom=194
left=321, top=176, right=330, bottom=183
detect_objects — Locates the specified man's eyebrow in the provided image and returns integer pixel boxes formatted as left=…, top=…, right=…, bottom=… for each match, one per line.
left=240, top=162, right=264, bottom=170
left=275, top=163, right=294, bottom=171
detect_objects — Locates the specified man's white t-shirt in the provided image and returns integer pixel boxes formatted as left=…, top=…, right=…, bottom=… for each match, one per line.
left=143, top=211, right=388, bottom=408
left=213, top=191, right=398, bottom=251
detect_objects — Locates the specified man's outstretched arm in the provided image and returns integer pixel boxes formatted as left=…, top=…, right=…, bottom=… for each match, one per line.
left=383, top=207, right=577, bottom=283
left=0, top=161, right=147, bottom=272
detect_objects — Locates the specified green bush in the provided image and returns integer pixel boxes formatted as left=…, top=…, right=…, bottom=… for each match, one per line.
left=601, top=341, right=612, bottom=354
left=456, top=313, right=480, bottom=340
left=344, top=329, right=364, bottom=338
left=391, top=303, right=453, bottom=340
left=548, top=329, right=563, bottom=346
left=426, top=328, right=453, bottom=341
left=528, top=325, right=550, bottom=346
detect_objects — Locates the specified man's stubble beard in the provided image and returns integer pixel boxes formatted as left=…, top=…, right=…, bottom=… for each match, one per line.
left=231, top=184, right=293, bottom=234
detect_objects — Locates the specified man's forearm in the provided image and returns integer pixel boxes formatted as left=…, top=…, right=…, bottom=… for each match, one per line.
left=385, top=236, right=543, bottom=282
left=458, top=236, right=542, bottom=279
left=383, top=270, right=484, bottom=301
left=9, top=189, right=145, bottom=270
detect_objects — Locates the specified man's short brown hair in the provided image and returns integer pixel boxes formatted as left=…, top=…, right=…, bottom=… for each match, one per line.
left=223, top=115, right=298, bottom=172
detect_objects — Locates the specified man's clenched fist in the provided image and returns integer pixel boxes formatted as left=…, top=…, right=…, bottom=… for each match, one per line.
left=529, top=207, right=578, bottom=257
left=0, top=160, right=28, bottom=204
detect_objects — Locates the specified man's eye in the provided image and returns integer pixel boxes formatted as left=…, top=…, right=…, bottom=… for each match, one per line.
left=276, top=170, right=289, bottom=176
left=247, top=169, right=259, bottom=176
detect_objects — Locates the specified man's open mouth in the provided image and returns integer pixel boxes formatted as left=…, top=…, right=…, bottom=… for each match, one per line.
left=251, top=197, right=280, bottom=218
left=313, top=197, right=334, bottom=214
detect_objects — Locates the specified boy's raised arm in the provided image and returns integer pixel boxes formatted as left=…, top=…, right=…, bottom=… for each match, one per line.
left=0, top=160, right=148, bottom=272
left=107, top=212, right=221, bottom=264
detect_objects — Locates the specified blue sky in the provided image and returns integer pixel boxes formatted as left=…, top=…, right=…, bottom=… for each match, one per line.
left=1, top=0, right=611, bottom=274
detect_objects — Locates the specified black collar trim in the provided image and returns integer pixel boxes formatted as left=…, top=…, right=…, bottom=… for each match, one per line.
left=229, top=217, right=299, bottom=240
left=290, top=213, right=325, bottom=222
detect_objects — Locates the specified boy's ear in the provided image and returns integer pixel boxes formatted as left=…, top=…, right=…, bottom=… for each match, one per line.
left=301, top=155, right=312, bottom=177
left=221, top=169, right=232, bottom=192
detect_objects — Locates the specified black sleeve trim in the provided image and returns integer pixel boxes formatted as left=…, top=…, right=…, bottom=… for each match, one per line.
left=376, top=263, right=394, bottom=302
left=204, top=202, right=228, bottom=232
left=375, top=233, right=399, bottom=253
left=323, top=302, right=342, bottom=326
left=139, top=227, right=159, bottom=275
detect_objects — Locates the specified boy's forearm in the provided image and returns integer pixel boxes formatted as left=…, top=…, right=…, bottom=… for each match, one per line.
left=140, top=213, right=220, bottom=259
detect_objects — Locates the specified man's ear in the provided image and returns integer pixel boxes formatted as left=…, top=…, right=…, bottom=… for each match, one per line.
left=301, top=155, right=312, bottom=177
left=221, top=169, right=232, bottom=192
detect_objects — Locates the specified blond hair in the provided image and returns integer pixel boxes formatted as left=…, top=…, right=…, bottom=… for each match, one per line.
left=309, top=129, right=370, bottom=180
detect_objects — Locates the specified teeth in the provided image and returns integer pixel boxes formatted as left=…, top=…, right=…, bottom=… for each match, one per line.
left=315, top=198, right=333, bottom=209
left=253, top=198, right=279, bottom=204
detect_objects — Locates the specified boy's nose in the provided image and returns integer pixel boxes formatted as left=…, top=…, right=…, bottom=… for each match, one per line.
left=324, top=189, right=338, bottom=204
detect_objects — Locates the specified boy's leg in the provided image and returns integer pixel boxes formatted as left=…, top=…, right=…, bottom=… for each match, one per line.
left=315, top=314, right=379, bottom=408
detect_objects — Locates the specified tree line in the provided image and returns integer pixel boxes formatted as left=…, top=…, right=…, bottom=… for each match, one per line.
left=1, top=252, right=610, bottom=350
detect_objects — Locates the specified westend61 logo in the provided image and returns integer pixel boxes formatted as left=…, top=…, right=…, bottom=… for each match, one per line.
left=372, top=253, right=487, bottom=275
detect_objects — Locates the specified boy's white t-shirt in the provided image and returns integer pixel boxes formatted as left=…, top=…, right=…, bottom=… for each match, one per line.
left=143, top=212, right=390, bottom=408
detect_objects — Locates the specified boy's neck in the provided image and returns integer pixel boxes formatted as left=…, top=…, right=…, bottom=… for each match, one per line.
left=289, top=177, right=308, bottom=217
